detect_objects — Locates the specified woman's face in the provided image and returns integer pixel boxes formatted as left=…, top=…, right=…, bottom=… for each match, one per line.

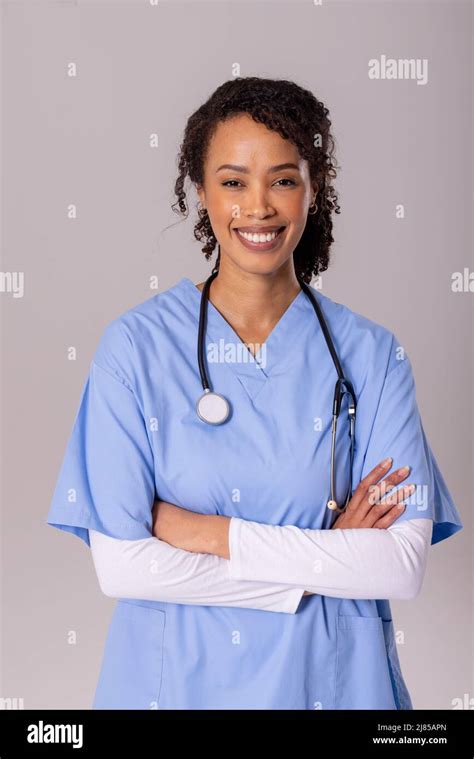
left=197, top=113, right=315, bottom=277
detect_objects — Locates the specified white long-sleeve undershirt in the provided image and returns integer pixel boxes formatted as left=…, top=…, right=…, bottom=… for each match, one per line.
left=89, top=517, right=432, bottom=613
left=89, top=528, right=305, bottom=613
left=228, top=517, right=433, bottom=600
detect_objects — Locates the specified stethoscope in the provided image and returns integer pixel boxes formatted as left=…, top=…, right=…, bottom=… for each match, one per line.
left=195, top=267, right=357, bottom=514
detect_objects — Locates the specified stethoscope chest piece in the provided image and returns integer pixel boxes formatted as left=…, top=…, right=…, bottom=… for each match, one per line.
left=196, top=389, right=230, bottom=425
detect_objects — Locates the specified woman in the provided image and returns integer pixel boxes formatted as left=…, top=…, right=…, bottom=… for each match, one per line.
left=46, top=77, right=463, bottom=710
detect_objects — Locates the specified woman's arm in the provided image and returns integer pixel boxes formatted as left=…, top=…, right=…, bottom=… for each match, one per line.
left=226, top=517, right=433, bottom=600
left=151, top=460, right=433, bottom=601
left=89, top=528, right=305, bottom=614
left=151, top=457, right=412, bottom=560
left=153, top=504, right=432, bottom=601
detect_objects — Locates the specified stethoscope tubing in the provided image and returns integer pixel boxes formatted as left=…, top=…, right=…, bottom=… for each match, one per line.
left=196, top=267, right=357, bottom=513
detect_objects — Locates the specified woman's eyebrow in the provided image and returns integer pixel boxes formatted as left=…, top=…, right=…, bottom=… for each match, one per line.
left=215, top=162, right=300, bottom=174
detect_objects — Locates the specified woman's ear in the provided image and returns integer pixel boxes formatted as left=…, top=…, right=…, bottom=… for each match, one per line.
left=196, top=184, right=206, bottom=208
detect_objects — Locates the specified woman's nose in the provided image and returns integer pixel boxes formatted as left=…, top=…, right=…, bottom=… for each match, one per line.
left=241, top=188, right=274, bottom=217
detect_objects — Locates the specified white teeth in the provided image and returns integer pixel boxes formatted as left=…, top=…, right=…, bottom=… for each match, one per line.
left=237, top=229, right=281, bottom=243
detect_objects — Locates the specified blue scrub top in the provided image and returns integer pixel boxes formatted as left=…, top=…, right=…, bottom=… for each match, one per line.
left=46, top=277, right=463, bottom=710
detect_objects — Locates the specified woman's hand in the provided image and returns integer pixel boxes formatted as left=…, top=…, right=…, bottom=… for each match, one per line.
left=331, top=457, right=415, bottom=530
left=302, top=458, right=415, bottom=597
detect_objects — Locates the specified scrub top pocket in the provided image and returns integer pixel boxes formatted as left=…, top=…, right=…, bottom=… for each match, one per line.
left=92, top=601, right=165, bottom=710
left=334, top=615, right=397, bottom=710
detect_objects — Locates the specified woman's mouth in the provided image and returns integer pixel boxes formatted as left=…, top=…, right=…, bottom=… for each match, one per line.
left=233, top=226, right=286, bottom=252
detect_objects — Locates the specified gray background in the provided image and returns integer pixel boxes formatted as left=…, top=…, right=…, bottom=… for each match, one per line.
left=1, top=0, right=472, bottom=709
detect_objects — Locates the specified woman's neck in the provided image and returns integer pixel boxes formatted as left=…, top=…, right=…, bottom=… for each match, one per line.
left=196, top=260, right=301, bottom=336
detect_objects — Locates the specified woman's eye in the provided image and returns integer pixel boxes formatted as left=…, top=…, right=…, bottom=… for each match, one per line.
left=221, top=178, right=296, bottom=188
left=275, top=178, right=296, bottom=187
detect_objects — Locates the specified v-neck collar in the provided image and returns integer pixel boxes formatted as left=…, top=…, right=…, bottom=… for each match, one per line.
left=178, top=277, right=314, bottom=398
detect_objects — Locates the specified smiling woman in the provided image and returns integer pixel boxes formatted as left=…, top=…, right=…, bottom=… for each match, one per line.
left=172, top=77, right=340, bottom=286
left=46, top=76, right=463, bottom=711
left=201, top=127, right=311, bottom=268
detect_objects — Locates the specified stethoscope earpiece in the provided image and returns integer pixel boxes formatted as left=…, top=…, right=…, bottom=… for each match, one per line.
left=195, top=268, right=357, bottom=513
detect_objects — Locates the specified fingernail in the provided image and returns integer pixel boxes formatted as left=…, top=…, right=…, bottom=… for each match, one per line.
left=381, top=457, right=393, bottom=467
left=399, top=465, right=411, bottom=475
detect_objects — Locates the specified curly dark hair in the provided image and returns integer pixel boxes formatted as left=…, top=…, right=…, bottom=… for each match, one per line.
left=171, top=76, right=341, bottom=285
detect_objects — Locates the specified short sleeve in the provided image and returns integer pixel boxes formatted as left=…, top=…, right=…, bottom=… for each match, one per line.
left=359, top=355, right=463, bottom=545
left=46, top=346, right=156, bottom=548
